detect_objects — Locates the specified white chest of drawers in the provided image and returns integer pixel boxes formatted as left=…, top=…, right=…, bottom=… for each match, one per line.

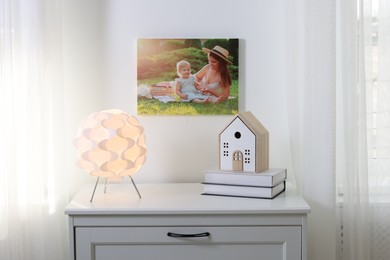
left=65, top=183, right=310, bottom=260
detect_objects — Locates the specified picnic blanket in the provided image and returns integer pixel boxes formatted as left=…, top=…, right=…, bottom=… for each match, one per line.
left=138, top=81, right=206, bottom=103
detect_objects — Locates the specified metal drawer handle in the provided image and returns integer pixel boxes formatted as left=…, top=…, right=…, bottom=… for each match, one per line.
left=167, top=232, right=210, bottom=238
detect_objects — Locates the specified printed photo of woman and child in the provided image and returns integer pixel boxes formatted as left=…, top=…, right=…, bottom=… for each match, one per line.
left=137, top=38, right=239, bottom=115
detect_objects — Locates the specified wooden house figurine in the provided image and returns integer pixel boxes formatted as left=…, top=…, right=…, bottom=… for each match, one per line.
left=219, top=111, right=269, bottom=173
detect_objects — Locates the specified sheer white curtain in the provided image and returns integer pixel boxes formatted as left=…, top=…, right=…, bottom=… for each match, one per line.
left=367, top=0, right=390, bottom=257
left=337, top=0, right=390, bottom=259
left=0, top=0, right=69, bottom=259
left=336, top=0, right=370, bottom=259
left=286, top=1, right=337, bottom=260
left=287, top=0, right=390, bottom=259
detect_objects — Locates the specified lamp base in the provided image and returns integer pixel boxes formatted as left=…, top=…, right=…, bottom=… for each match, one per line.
left=90, top=176, right=142, bottom=202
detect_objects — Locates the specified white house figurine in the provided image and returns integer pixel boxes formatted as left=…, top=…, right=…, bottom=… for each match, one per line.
left=219, top=111, right=269, bottom=173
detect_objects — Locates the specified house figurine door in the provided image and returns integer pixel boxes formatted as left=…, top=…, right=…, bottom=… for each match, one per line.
left=233, top=150, right=243, bottom=171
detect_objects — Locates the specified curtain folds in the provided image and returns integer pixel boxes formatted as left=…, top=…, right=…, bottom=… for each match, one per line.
left=337, top=0, right=390, bottom=259
left=286, top=1, right=337, bottom=260
left=0, top=0, right=69, bottom=259
left=336, top=0, right=370, bottom=259
left=337, top=0, right=390, bottom=260
left=288, top=0, right=390, bottom=259
left=364, top=0, right=390, bottom=259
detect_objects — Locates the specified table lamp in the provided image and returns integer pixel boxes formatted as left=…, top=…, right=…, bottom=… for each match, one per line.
left=74, top=109, right=147, bottom=202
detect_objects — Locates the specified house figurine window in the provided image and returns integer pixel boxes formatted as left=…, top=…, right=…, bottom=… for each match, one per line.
left=219, top=111, right=269, bottom=173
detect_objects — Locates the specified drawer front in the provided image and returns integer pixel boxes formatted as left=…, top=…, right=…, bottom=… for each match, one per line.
left=75, top=226, right=301, bottom=260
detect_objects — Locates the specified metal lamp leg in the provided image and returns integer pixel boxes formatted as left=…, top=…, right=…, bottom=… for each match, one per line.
left=90, top=176, right=141, bottom=202
left=90, top=177, right=100, bottom=203
left=129, top=176, right=142, bottom=199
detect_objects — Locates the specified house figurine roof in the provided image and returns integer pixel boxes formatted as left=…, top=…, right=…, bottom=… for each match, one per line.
left=221, top=111, right=268, bottom=137
left=236, top=111, right=268, bottom=136
left=219, top=111, right=269, bottom=173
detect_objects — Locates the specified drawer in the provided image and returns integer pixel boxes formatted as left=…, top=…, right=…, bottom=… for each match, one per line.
left=75, top=226, right=302, bottom=260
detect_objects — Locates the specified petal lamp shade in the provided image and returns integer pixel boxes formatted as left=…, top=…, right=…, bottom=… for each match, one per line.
left=74, top=110, right=147, bottom=182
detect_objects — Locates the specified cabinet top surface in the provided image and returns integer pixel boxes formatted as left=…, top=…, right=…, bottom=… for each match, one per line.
left=65, top=183, right=310, bottom=215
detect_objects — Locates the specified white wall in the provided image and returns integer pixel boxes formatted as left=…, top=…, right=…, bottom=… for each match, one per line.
left=63, top=0, right=293, bottom=185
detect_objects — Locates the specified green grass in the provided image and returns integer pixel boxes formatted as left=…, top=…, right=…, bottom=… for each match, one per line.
left=137, top=79, right=239, bottom=115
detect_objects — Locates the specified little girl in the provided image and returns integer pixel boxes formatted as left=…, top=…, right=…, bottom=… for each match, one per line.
left=175, top=60, right=209, bottom=103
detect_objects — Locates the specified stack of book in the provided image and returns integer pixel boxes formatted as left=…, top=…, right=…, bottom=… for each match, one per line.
left=201, top=168, right=287, bottom=199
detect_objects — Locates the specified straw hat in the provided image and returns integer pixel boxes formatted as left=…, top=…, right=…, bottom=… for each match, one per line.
left=202, top=45, right=232, bottom=64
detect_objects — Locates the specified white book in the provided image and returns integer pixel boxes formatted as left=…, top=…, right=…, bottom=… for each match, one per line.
left=202, top=181, right=285, bottom=199
left=203, top=168, right=287, bottom=187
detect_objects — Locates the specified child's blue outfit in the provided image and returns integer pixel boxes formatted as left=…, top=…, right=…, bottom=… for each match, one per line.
left=176, top=75, right=209, bottom=101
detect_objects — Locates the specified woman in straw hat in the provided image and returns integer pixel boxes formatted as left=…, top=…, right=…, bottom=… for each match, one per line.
left=195, top=46, right=232, bottom=103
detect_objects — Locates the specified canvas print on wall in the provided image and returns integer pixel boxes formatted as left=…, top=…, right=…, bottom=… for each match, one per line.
left=137, top=38, right=239, bottom=115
